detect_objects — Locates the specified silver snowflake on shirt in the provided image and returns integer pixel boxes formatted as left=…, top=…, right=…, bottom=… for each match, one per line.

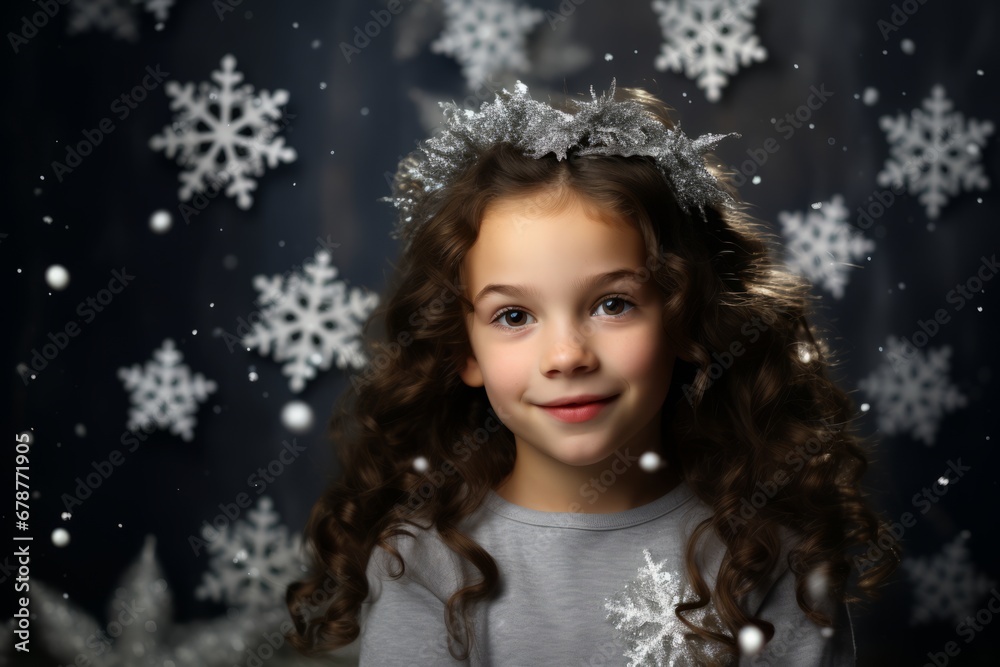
left=902, top=532, right=996, bottom=626
left=431, top=0, right=545, bottom=89
left=149, top=54, right=297, bottom=210
left=877, top=85, right=994, bottom=219
left=118, top=338, right=217, bottom=442
left=243, top=249, right=379, bottom=393
left=778, top=195, right=875, bottom=299
left=858, top=336, right=966, bottom=446
left=196, top=496, right=305, bottom=611
left=651, top=0, right=767, bottom=102
left=605, top=548, right=732, bottom=666
left=67, top=0, right=139, bottom=41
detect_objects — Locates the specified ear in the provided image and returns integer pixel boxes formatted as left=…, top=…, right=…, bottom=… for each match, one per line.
left=458, top=354, right=485, bottom=387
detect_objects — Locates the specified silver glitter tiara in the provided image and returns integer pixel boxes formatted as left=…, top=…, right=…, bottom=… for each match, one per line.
left=382, top=79, right=739, bottom=248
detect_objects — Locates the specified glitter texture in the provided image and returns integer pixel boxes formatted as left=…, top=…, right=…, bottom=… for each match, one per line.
left=605, top=548, right=735, bottom=666
left=383, top=79, right=739, bottom=251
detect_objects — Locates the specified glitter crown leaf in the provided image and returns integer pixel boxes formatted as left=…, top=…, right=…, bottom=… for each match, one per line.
left=382, top=79, right=739, bottom=249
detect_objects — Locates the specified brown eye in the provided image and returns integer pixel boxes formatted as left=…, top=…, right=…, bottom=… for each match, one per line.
left=595, top=296, right=634, bottom=318
left=502, top=310, right=527, bottom=327
left=600, top=298, right=626, bottom=316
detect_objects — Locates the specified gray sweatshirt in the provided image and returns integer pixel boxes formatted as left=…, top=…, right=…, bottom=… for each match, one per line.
left=358, top=480, right=855, bottom=666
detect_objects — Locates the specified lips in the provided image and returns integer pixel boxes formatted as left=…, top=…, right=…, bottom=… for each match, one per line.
left=538, top=394, right=616, bottom=408
left=537, top=395, right=618, bottom=423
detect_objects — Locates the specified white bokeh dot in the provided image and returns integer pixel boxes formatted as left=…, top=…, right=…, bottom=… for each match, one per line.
left=46, top=264, right=70, bottom=290
left=738, top=624, right=765, bottom=656
left=149, top=210, right=173, bottom=233
left=639, top=451, right=661, bottom=472
left=281, top=400, right=314, bottom=433
left=52, top=528, right=71, bottom=547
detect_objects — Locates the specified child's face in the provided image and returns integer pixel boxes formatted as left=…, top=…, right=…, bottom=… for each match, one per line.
left=459, top=187, right=678, bottom=470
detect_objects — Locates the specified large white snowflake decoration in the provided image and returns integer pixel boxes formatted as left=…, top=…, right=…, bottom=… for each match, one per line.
left=196, top=496, right=306, bottom=611
left=149, top=54, right=297, bottom=210
left=877, top=85, right=994, bottom=219
left=858, top=337, right=966, bottom=445
left=651, top=0, right=767, bottom=102
left=243, top=249, right=379, bottom=393
left=431, top=0, right=545, bottom=89
left=902, top=532, right=996, bottom=626
left=778, top=195, right=875, bottom=299
left=33, top=535, right=294, bottom=667
left=605, top=548, right=732, bottom=666
left=67, top=0, right=140, bottom=41
left=118, top=338, right=217, bottom=442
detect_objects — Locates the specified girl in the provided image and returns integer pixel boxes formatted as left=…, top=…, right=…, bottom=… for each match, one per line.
left=286, top=81, right=899, bottom=666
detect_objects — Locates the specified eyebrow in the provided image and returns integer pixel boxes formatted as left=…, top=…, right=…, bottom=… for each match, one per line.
left=472, top=269, right=645, bottom=307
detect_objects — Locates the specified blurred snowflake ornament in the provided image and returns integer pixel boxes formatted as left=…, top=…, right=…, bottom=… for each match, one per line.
left=134, top=0, right=173, bottom=23
left=605, top=548, right=731, bottom=666
left=195, top=496, right=305, bottom=611
left=877, top=85, right=993, bottom=219
left=33, top=534, right=291, bottom=666
left=118, top=338, right=217, bottom=441
left=858, top=337, right=966, bottom=445
left=778, top=195, right=875, bottom=299
left=431, top=0, right=545, bottom=89
left=67, top=0, right=139, bottom=41
left=149, top=54, right=297, bottom=210
left=652, top=0, right=767, bottom=102
left=902, top=532, right=996, bottom=625
left=243, top=249, right=379, bottom=392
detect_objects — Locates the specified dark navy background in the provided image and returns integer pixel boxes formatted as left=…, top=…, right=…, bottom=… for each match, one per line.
left=6, top=0, right=999, bottom=664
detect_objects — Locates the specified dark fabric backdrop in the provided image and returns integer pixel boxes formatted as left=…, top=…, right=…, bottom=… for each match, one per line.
left=6, top=0, right=999, bottom=665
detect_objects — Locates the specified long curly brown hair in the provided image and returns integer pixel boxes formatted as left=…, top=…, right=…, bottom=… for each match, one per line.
left=285, top=86, right=900, bottom=663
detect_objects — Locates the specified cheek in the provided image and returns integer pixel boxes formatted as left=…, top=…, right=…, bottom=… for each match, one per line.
left=613, top=328, right=676, bottom=383
left=479, top=345, right=528, bottom=396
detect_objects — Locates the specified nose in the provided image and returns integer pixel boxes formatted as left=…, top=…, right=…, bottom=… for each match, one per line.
left=540, top=319, right=598, bottom=376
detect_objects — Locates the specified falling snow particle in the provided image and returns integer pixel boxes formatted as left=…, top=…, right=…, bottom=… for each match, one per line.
left=46, top=265, right=70, bottom=290
left=751, top=175, right=761, bottom=185
left=605, top=53, right=613, bottom=61
left=281, top=400, right=314, bottom=433
left=149, top=209, right=173, bottom=233
left=738, top=625, right=765, bottom=656
left=413, top=456, right=429, bottom=473
left=862, top=87, right=879, bottom=105
left=639, top=451, right=661, bottom=472
left=43, top=215, right=53, bottom=224
left=52, top=528, right=70, bottom=547
left=900, top=39, right=915, bottom=54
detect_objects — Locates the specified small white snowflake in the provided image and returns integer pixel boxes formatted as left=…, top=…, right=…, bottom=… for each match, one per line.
left=118, top=338, right=217, bottom=442
left=149, top=54, right=297, bottom=210
left=902, top=532, right=996, bottom=626
left=243, top=249, right=379, bottom=393
left=605, top=548, right=730, bottom=666
left=196, top=496, right=304, bottom=611
left=651, top=0, right=767, bottom=102
left=877, top=85, right=994, bottom=219
left=133, top=0, right=173, bottom=22
left=778, top=195, right=875, bottom=299
left=67, top=0, right=139, bottom=41
left=858, top=337, right=966, bottom=446
left=431, top=0, right=545, bottom=89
